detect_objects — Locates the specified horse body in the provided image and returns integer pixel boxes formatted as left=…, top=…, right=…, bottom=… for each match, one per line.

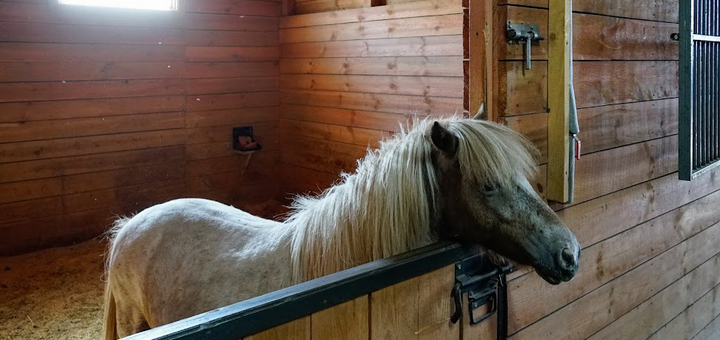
left=104, top=117, right=581, bottom=339
left=105, top=199, right=293, bottom=336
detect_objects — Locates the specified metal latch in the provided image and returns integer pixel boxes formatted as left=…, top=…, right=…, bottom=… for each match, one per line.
left=507, top=22, right=544, bottom=70
left=450, top=255, right=514, bottom=339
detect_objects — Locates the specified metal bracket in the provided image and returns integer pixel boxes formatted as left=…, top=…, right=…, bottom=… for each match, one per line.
left=506, top=22, right=544, bottom=70
left=450, top=255, right=513, bottom=339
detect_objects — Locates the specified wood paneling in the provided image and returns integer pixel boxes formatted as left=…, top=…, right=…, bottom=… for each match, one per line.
left=0, top=0, right=281, bottom=255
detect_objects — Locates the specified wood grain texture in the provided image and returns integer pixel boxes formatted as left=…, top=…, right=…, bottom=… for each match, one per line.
left=573, top=13, right=678, bottom=61
left=310, top=296, right=369, bottom=340
left=498, top=61, right=548, bottom=116
left=511, top=224, right=720, bottom=340
left=243, top=317, right=311, bottom=340
left=573, top=135, right=678, bottom=203
left=590, top=257, right=720, bottom=340
left=280, top=56, right=463, bottom=76
left=0, top=0, right=281, bottom=254
left=280, top=0, right=461, bottom=27
left=370, top=265, right=458, bottom=340
left=508, top=187, right=720, bottom=334
left=574, top=61, right=678, bottom=108
left=574, top=0, right=678, bottom=23
left=281, top=74, right=463, bottom=97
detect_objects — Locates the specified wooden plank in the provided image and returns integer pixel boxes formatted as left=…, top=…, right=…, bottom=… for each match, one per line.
left=185, top=46, right=279, bottom=62
left=187, top=92, right=277, bottom=111
left=186, top=77, right=278, bottom=95
left=370, top=265, right=458, bottom=339
left=546, top=0, right=571, bottom=202
left=0, top=129, right=186, bottom=164
left=186, top=107, right=279, bottom=128
left=599, top=281, right=720, bottom=340
left=280, top=35, right=463, bottom=58
left=279, top=57, right=463, bottom=76
left=467, top=0, right=487, bottom=116
left=0, top=146, right=185, bottom=183
left=280, top=74, right=464, bottom=98
left=185, top=0, right=281, bottom=16
left=503, top=113, right=547, bottom=162
left=0, top=79, right=185, bottom=102
left=185, top=62, right=279, bottom=78
left=183, top=13, right=278, bottom=31
left=573, top=135, right=677, bottom=203
left=280, top=0, right=461, bottom=28
left=281, top=104, right=412, bottom=131
left=0, top=162, right=186, bottom=205
left=576, top=99, right=678, bottom=153
left=694, top=314, right=720, bottom=340
left=0, top=21, right=184, bottom=45
left=573, top=13, right=678, bottom=61
left=0, top=112, right=185, bottom=143
left=186, top=121, right=278, bottom=145
left=0, top=96, right=185, bottom=122
left=556, top=166, right=720, bottom=248
left=574, top=61, right=678, bottom=108
left=506, top=99, right=679, bottom=163
left=510, top=223, right=720, bottom=340
left=294, top=0, right=367, bottom=15
left=281, top=90, right=463, bottom=115
left=185, top=30, right=279, bottom=47
left=498, top=61, right=548, bottom=116
left=280, top=14, right=462, bottom=43
left=499, top=0, right=547, bottom=7
left=281, top=119, right=390, bottom=146
left=0, top=61, right=185, bottom=82
left=186, top=152, right=279, bottom=180
left=0, top=43, right=184, bottom=62
left=574, top=0, right=678, bottom=23
left=0, top=202, right=161, bottom=255
left=280, top=164, right=338, bottom=195
left=507, top=187, right=720, bottom=334
left=243, top=317, right=310, bottom=340
left=281, top=136, right=367, bottom=175
left=310, top=296, right=369, bottom=340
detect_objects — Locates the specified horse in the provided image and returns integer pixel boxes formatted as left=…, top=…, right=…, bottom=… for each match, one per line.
left=102, top=116, right=581, bottom=339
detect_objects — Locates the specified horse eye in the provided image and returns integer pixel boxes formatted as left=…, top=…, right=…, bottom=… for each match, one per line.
left=483, top=183, right=497, bottom=193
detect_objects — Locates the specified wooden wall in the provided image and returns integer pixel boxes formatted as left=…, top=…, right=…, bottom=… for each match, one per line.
left=0, top=0, right=281, bottom=255
left=501, top=0, right=720, bottom=339
left=278, top=0, right=465, bottom=195
left=244, top=265, right=460, bottom=340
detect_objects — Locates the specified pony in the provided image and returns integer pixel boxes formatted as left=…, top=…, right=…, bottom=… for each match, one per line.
left=103, top=116, right=580, bottom=339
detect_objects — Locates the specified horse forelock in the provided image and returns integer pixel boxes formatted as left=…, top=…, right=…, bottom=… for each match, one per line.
left=448, top=118, right=538, bottom=188
left=285, top=117, right=538, bottom=283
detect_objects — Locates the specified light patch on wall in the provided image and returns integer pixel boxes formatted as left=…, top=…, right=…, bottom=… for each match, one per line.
left=58, top=0, right=178, bottom=11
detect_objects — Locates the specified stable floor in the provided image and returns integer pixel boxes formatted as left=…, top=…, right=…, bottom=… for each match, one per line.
left=0, top=240, right=105, bottom=340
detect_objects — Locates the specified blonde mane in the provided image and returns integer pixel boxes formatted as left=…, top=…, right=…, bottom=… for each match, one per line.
left=285, top=117, right=538, bottom=282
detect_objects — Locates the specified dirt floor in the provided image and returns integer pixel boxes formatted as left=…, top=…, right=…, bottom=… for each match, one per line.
left=0, top=240, right=106, bottom=340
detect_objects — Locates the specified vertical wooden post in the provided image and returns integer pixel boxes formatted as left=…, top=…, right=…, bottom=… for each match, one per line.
left=282, top=0, right=295, bottom=16
left=468, top=0, right=486, bottom=118
left=547, top=0, right=571, bottom=202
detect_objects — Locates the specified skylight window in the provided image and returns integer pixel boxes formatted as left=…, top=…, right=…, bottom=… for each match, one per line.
left=58, top=0, right=178, bottom=11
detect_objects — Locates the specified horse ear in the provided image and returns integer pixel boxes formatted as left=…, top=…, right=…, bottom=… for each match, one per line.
left=472, top=103, right=486, bottom=120
left=431, top=122, right=458, bottom=155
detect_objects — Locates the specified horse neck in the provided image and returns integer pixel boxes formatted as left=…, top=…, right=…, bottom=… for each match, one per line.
left=285, top=137, right=439, bottom=282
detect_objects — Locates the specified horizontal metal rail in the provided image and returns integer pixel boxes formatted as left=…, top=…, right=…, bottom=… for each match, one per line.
left=122, top=241, right=478, bottom=340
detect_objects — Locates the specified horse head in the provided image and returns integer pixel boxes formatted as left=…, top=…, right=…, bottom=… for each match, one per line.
left=428, top=117, right=580, bottom=285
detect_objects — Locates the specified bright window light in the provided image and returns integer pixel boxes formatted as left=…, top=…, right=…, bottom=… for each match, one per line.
left=59, top=0, right=178, bottom=11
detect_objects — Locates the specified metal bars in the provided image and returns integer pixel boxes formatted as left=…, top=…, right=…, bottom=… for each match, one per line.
left=679, top=0, right=720, bottom=180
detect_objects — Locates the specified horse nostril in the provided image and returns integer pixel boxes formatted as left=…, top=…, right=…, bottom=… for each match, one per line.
left=561, top=247, right=576, bottom=269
